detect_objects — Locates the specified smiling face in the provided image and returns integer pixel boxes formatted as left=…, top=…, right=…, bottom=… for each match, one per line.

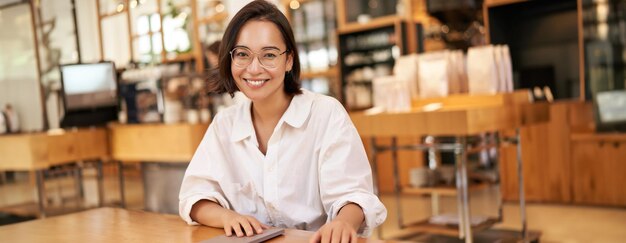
left=231, top=20, right=293, bottom=104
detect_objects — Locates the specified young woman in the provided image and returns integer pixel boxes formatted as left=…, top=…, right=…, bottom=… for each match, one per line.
left=178, top=1, right=386, bottom=242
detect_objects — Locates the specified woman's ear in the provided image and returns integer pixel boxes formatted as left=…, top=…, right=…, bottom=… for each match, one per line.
left=286, top=52, right=294, bottom=72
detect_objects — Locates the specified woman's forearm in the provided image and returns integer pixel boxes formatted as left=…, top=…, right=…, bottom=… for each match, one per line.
left=190, top=199, right=235, bottom=228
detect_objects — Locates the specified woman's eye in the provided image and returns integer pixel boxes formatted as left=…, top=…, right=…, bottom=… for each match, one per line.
left=236, top=52, right=249, bottom=57
left=264, top=53, right=277, bottom=58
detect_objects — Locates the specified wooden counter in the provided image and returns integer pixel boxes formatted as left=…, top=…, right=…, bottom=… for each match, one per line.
left=349, top=91, right=549, bottom=194
left=347, top=92, right=549, bottom=242
left=0, top=207, right=400, bottom=243
left=0, top=128, right=111, bottom=217
left=350, top=103, right=549, bottom=137
left=108, top=123, right=209, bottom=162
left=570, top=132, right=626, bottom=206
left=0, top=128, right=109, bottom=171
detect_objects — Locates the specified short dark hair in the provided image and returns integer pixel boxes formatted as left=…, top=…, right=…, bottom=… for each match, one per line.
left=207, top=0, right=301, bottom=96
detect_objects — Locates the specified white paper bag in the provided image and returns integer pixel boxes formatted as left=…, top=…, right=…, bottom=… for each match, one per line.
left=418, top=51, right=449, bottom=98
left=502, top=45, right=514, bottom=92
left=372, top=76, right=411, bottom=112
left=467, top=45, right=499, bottom=94
left=394, top=54, right=420, bottom=100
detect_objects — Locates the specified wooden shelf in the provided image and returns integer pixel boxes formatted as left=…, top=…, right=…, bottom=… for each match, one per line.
left=344, top=43, right=396, bottom=53
left=571, top=132, right=626, bottom=142
left=337, top=15, right=400, bottom=35
left=163, top=52, right=194, bottom=63
left=402, top=216, right=499, bottom=238
left=484, top=0, right=530, bottom=8
left=300, top=67, right=338, bottom=80
left=402, top=183, right=490, bottom=196
left=99, top=10, right=127, bottom=20
left=198, top=11, right=227, bottom=25
left=344, top=59, right=394, bottom=69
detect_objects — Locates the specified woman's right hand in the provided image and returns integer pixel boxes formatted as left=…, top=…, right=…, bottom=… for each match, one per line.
left=220, top=210, right=269, bottom=237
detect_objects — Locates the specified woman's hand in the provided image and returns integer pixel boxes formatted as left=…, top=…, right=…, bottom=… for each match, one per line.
left=220, top=210, right=269, bottom=237
left=309, top=219, right=357, bottom=243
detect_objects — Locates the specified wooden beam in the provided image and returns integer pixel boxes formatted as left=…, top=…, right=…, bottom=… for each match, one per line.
left=28, top=0, right=47, bottom=130
left=125, top=0, right=134, bottom=63
left=191, top=0, right=203, bottom=73
left=577, top=0, right=585, bottom=101
left=95, top=0, right=104, bottom=61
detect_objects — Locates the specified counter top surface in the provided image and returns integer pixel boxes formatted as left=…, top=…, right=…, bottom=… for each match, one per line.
left=349, top=102, right=549, bottom=137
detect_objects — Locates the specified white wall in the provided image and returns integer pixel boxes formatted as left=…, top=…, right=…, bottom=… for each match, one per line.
left=0, top=3, right=44, bottom=132
left=76, top=0, right=101, bottom=63
left=39, top=0, right=78, bottom=65
left=101, top=13, right=131, bottom=68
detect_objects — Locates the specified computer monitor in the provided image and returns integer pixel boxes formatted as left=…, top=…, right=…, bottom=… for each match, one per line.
left=60, top=62, right=118, bottom=127
left=595, top=90, right=626, bottom=133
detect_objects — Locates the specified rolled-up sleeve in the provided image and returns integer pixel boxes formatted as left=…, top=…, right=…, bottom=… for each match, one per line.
left=178, top=122, right=231, bottom=225
left=318, top=104, right=387, bottom=236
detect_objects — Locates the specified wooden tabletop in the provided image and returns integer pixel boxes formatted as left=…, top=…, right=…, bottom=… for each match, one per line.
left=0, top=207, right=401, bottom=243
left=0, top=128, right=109, bottom=171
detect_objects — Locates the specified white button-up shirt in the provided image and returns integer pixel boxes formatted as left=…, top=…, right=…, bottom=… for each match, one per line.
left=179, top=90, right=387, bottom=236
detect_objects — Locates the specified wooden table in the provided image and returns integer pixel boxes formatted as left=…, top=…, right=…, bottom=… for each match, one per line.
left=349, top=92, right=549, bottom=243
left=107, top=123, right=209, bottom=213
left=0, top=128, right=111, bottom=217
left=0, top=207, right=401, bottom=243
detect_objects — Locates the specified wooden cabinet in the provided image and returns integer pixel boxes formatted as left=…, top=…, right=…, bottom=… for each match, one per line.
left=571, top=134, right=626, bottom=206
left=499, top=101, right=593, bottom=203
left=499, top=101, right=626, bottom=207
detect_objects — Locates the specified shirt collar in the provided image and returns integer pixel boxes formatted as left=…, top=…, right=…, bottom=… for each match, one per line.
left=230, top=98, right=255, bottom=142
left=229, top=89, right=314, bottom=142
left=283, top=89, right=314, bottom=128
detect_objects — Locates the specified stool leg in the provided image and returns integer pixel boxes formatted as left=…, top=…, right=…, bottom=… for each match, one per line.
left=35, top=170, right=47, bottom=218
left=118, top=161, right=126, bottom=208
left=96, top=161, right=104, bottom=207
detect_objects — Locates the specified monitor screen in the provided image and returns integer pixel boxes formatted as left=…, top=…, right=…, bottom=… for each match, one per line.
left=60, top=62, right=118, bottom=111
left=596, top=90, right=626, bottom=124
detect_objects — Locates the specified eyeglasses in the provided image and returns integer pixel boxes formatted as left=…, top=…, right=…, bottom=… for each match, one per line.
left=230, top=47, right=288, bottom=69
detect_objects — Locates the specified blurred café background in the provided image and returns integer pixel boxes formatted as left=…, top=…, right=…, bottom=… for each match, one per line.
left=1, top=0, right=626, bottom=242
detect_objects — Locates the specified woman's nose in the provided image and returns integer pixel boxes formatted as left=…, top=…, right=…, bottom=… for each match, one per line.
left=246, top=55, right=263, bottom=73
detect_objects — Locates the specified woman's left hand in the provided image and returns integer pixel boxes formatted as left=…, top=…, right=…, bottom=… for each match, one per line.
left=309, top=219, right=357, bottom=243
